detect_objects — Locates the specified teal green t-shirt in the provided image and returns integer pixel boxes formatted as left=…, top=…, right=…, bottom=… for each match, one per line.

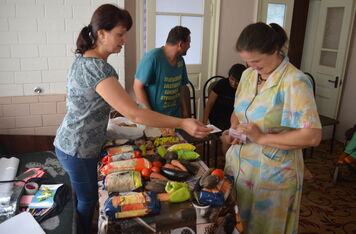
left=135, top=47, right=189, bottom=117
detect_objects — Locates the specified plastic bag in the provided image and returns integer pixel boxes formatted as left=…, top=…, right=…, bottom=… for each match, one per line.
left=106, top=117, right=145, bottom=140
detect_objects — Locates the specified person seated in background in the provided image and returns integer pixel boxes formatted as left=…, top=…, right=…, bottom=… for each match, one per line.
left=203, top=64, right=246, bottom=131
left=338, top=127, right=356, bottom=167
left=133, top=26, right=191, bottom=118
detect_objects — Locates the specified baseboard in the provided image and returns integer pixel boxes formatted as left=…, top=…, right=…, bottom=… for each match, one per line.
left=0, top=135, right=55, bottom=155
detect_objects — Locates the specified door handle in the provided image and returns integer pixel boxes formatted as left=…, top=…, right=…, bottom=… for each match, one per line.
left=328, top=76, right=339, bottom=88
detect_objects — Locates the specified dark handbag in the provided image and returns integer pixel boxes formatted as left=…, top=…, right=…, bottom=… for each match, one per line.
left=34, top=183, right=70, bottom=222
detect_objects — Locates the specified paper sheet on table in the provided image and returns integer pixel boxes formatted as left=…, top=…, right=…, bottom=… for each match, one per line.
left=0, top=212, right=45, bottom=234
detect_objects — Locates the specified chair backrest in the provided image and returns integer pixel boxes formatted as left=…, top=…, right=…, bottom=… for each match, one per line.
left=188, top=81, right=197, bottom=118
left=181, top=81, right=196, bottom=118
left=304, top=72, right=316, bottom=96
left=203, top=75, right=225, bottom=109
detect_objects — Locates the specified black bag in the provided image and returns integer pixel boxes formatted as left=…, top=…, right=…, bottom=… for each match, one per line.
left=0, top=179, right=70, bottom=223
left=34, top=183, right=70, bottom=222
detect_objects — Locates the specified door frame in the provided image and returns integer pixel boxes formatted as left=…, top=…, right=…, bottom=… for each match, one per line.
left=135, top=0, right=221, bottom=119
left=301, top=0, right=356, bottom=118
left=257, top=0, right=295, bottom=39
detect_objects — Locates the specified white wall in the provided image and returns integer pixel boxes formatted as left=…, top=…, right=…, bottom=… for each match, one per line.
left=336, top=17, right=356, bottom=141
left=216, top=0, right=257, bottom=76
left=0, top=0, right=125, bottom=97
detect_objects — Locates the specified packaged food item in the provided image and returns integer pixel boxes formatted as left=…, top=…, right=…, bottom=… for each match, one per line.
left=168, top=143, right=196, bottom=152
left=106, top=145, right=134, bottom=155
left=103, top=171, right=142, bottom=192
left=157, top=182, right=191, bottom=203
left=160, top=128, right=176, bottom=136
left=153, top=136, right=181, bottom=147
left=100, top=158, right=152, bottom=175
left=176, top=150, right=200, bottom=160
left=104, top=192, right=160, bottom=219
left=101, top=146, right=142, bottom=164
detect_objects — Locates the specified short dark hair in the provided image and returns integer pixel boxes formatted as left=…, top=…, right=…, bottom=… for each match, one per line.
left=236, top=22, right=288, bottom=55
left=166, top=26, right=191, bottom=45
left=76, top=4, right=132, bottom=54
left=228, top=64, right=246, bottom=82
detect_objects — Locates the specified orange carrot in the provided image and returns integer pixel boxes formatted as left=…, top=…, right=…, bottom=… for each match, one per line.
left=163, top=163, right=176, bottom=170
left=150, top=172, right=170, bottom=181
left=157, top=193, right=170, bottom=201
left=171, top=160, right=188, bottom=172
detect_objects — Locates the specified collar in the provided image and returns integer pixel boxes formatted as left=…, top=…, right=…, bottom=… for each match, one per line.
left=253, top=57, right=289, bottom=92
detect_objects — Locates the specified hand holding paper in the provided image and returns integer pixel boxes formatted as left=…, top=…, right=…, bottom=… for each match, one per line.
left=206, top=124, right=222, bottom=134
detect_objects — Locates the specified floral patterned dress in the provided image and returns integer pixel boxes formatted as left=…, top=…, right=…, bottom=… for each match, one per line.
left=224, top=58, right=321, bottom=234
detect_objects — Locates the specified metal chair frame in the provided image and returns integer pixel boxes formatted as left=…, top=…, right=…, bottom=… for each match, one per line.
left=202, top=75, right=226, bottom=109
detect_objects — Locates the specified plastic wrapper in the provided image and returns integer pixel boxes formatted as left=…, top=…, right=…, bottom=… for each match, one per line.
left=198, top=190, right=225, bottom=207
left=106, top=117, right=145, bottom=140
left=100, top=158, right=152, bottom=176
left=177, top=150, right=200, bottom=160
left=104, top=192, right=160, bottom=219
left=103, top=171, right=142, bottom=192
left=0, top=181, right=25, bottom=223
left=168, top=143, right=196, bottom=152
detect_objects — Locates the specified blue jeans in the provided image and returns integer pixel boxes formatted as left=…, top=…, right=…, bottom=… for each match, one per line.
left=55, top=147, right=98, bottom=234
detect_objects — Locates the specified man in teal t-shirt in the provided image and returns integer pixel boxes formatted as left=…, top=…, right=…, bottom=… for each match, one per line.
left=134, top=26, right=191, bottom=118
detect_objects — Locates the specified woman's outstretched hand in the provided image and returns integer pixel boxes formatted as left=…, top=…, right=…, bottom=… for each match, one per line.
left=181, top=118, right=212, bottom=138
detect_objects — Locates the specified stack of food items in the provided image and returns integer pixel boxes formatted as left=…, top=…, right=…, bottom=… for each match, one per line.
left=99, top=128, right=205, bottom=220
left=193, top=168, right=232, bottom=207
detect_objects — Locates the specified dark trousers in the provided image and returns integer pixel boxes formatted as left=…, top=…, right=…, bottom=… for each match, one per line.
left=55, top=147, right=98, bottom=234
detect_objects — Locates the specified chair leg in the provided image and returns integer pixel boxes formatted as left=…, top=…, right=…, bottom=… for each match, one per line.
left=214, top=139, right=218, bottom=168
left=330, top=124, right=337, bottom=153
left=206, top=140, right=210, bottom=167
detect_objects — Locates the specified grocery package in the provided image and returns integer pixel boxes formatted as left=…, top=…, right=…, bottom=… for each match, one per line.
left=102, top=145, right=142, bottom=164
left=104, top=192, right=160, bottom=219
left=168, top=143, right=196, bottom=152
left=100, top=158, right=152, bottom=175
left=103, top=171, right=142, bottom=192
left=194, top=169, right=232, bottom=207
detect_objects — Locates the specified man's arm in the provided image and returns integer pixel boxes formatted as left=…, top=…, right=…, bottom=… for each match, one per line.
left=133, top=78, right=152, bottom=109
left=180, top=85, right=190, bottom=118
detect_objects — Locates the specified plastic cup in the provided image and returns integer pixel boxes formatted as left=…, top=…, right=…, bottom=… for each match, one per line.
left=25, top=182, right=39, bottom=195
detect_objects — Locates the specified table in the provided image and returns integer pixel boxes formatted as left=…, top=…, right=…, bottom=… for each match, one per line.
left=97, top=159, right=239, bottom=234
left=1, top=151, right=75, bottom=234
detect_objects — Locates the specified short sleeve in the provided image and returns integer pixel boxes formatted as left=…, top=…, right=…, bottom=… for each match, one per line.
left=135, top=53, right=155, bottom=85
left=82, top=59, right=118, bottom=88
left=180, top=58, right=189, bottom=85
left=281, top=74, right=321, bottom=129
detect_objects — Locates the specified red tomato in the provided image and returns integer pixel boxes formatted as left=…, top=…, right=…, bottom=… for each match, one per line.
left=211, top=169, right=224, bottom=180
left=134, top=150, right=142, bottom=158
left=141, top=168, right=151, bottom=178
left=152, top=161, right=163, bottom=168
left=151, top=166, right=161, bottom=173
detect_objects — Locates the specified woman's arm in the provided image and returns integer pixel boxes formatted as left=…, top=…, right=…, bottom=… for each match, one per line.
left=220, top=113, right=242, bottom=153
left=236, top=123, right=321, bottom=150
left=97, top=77, right=211, bottom=138
left=202, top=91, right=218, bottom=124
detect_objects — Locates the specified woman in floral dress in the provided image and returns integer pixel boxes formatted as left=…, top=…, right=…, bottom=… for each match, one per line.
left=222, top=22, right=322, bottom=233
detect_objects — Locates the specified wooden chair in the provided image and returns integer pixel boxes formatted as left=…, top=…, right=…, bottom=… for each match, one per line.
left=180, top=81, right=196, bottom=118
